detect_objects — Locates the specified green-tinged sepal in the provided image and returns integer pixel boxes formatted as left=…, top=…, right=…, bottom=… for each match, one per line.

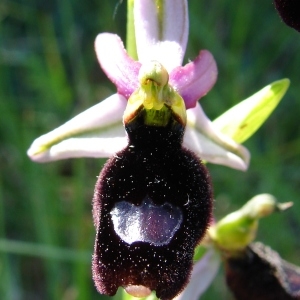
left=123, top=61, right=187, bottom=127
left=209, top=194, right=293, bottom=252
left=213, top=79, right=290, bottom=143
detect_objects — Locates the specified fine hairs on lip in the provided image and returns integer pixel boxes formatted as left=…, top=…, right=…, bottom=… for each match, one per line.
left=92, top=112, right=213, bottom=300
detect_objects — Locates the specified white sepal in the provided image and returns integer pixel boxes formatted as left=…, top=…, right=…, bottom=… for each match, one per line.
left=27, top=94, right=127, bottom=162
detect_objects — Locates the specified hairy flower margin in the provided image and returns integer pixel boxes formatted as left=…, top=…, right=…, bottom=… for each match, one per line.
left=27, top=0, right=291, bottom=299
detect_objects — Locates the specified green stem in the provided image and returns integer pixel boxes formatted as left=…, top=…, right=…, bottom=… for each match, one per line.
left=126, top=0, right=138, bottom=59
left=156, top=0, right=164, bottom=40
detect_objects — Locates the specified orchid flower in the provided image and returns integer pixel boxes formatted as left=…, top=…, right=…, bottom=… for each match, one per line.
left=27, top=0, right=250, bottom=171
left=26, top=0, right=291, bottom=299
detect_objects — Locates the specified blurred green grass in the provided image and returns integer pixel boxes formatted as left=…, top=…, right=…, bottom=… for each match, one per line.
left=0, top=0, right=299, bottom=299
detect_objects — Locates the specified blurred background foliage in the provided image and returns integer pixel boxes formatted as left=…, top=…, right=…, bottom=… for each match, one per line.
left=0, top=0, right=299, bottom=299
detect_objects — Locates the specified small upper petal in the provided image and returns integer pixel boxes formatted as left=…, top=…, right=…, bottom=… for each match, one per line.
left=95, top=33, right=141, bottom=99
left=27, top=94, right=127, bottom=162
left=134, top=0, right=188, bottom=71
left=170, top=50, right=218, bottom=109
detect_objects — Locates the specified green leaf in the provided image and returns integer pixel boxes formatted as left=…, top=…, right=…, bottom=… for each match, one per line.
left=213, top=79, right=290, bottom=143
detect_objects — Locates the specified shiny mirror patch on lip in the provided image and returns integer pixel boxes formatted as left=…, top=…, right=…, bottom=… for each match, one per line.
left=110, top=196, right=183, bottom=246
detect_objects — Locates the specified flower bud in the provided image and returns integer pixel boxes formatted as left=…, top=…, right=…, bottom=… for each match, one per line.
left=209, top=194, right=293, bottom=252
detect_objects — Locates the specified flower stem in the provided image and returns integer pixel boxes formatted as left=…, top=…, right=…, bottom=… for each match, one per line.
left=126, top=0, right=138, bottom=59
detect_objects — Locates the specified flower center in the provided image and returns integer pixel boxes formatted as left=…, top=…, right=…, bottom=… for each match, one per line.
left=123, top=60, right=187, bottom=127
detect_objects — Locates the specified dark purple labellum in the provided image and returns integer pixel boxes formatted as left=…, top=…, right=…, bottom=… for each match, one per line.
left=274, top=0, right=300, bottom=32
left=92, top=110, right=213, bottom=300
left=225, top=242, right=300, bottom=300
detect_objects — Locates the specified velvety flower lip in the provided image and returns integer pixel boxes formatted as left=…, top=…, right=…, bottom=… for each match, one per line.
left=225, top=242, right=300, bottom=300
left=91, top=80, right=214, bottom=298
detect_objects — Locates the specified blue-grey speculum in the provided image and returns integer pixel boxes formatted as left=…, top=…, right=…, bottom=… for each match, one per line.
left=110, top=196, right=183, bottom=246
